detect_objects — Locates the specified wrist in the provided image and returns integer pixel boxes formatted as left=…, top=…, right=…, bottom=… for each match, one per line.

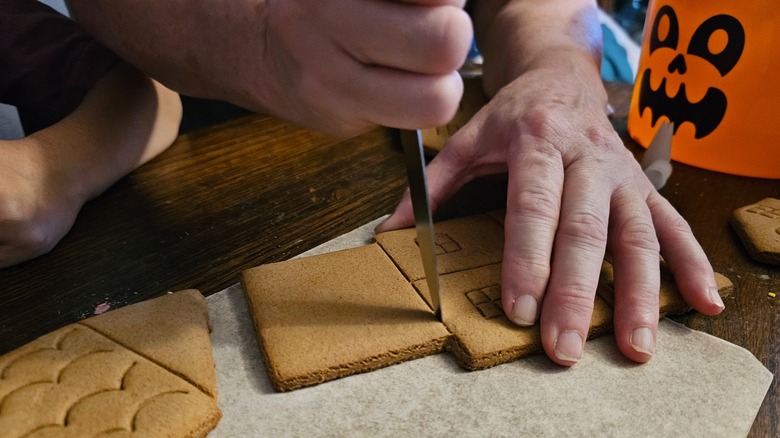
left=483, top=45, right=602, bottom=96
left=22, top=133, right=91, bottom=206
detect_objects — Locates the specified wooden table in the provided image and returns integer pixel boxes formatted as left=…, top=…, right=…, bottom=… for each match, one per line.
left=1, top=83, right=777, bottom=436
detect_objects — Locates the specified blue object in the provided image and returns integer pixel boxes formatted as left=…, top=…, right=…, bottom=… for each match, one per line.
left=600, top=23, right=635, bottom=83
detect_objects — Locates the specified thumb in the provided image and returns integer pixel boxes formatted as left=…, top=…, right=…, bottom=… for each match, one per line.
left=375, top=139, right=472, bottom=234
left=374, top=188, right=414, bottom=233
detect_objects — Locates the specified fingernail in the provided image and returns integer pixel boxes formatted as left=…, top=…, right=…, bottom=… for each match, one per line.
left=510, top=295, right=538, bottom=326
left=630, top=327, right=655, bottom=356
left=709, top=287, right=725, bottom=310
left=554, top=331, right=584, bottom=363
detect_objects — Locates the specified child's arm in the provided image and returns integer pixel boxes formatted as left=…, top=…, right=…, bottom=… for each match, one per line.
left=0, top=62, right=182, bottom=267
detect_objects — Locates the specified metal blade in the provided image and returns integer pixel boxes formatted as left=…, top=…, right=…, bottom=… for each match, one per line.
left=399, top=129, right=442, bottom=321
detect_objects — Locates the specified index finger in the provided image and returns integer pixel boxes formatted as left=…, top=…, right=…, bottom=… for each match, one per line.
left=333, top=0, right=473, bottom=75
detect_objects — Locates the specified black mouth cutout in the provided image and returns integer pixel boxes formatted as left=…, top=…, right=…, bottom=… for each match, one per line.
left=638, top=68, right=727, bottom=139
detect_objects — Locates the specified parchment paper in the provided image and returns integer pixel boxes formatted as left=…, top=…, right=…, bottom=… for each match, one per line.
left=207, top=217, right=772, bottom=437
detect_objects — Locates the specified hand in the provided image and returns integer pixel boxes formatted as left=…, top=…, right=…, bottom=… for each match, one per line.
left=377, top=61, right=725, bottom=365
left=0, top=64, right=181, bottom=268
left=69, top=0, right=472, bottom=137
left=0, top=137, right=83, bottom=267
left=257, top=0, right=473, bottom=137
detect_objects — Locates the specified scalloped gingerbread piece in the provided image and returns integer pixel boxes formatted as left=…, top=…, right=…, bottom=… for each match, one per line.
left=0, top=290, right=221, bottom=437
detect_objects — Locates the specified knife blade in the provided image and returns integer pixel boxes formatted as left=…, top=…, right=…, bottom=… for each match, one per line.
left=399, top=129, right=442, bottom=321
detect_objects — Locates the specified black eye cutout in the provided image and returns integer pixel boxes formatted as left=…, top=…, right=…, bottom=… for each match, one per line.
left=687, top=14, right=745, bottom=76
left=650, top=5, right=679, bottom=53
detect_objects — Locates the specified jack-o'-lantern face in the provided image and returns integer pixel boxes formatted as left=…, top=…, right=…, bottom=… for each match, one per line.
left=628, top=0, right=780, bottom=178
left=637, top=5, right=745, bottom=139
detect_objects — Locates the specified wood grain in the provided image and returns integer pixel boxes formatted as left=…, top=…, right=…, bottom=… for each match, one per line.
left=1, top=82, right=777, bottom=436
left=0, top=116, right=410, bottom=355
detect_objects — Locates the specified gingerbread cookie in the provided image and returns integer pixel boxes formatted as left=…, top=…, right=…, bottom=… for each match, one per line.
left=242, top=244, right=451, bottom=391
left=0, top=290, right=221, bottom=437
left=731, top=197, right=780, bottom=265
left=243, top=214, right=735, bottom=391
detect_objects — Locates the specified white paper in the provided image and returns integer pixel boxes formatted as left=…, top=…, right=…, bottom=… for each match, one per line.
left=207, top=217, right=773, bottom=437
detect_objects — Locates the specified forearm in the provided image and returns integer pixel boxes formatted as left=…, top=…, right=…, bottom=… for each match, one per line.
left=67, top=0, right=267, bottom=111
left=0, top=62, right=180, bottom=267
left=29, top=63, right=182, bottom=202
left=471, top=0, right=603, bottom=97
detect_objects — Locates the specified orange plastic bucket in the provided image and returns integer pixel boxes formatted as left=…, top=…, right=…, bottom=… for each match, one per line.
left=628, top=0, right=780, bottom=178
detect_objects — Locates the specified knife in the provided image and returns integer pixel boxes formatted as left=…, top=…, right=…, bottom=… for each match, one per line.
left=399, top=129, right=443, bottom=321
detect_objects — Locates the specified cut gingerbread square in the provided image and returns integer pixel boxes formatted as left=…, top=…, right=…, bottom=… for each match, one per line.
left=241, top=243, right=451, bottom=391
left=731, top=197, right=780, bottom=265
left=412, top=263, right=614, bottom=370
left=243, top=213, right=736, bottom=391
left=375, top=214, right=505, bottom=285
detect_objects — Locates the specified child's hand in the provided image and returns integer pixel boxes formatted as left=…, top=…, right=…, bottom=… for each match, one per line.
left=0, top=63, right=181, bottom=268
left=0, top=137, right=84, bottom=267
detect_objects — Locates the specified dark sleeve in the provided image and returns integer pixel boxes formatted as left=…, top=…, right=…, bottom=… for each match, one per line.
left=0, top=0, right=118, bottom=133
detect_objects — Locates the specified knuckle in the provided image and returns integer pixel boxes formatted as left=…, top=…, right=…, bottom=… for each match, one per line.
left=412, top=8, right=472, bottom=74
left=558, top=208, right=609, bottom=245
left=551, top=285, right=596, bottom=317
left=629, top=291, right=661, bottom=316
left=666, top=214, right=694, bottom=236
left=395, top=7, right=473, bottom=75
left=433, top=9, right=473, bottom=71
left=18, top=228, right=50, bottom=251
left=0, top=199, right=28, bottom=230
left=616, top=216, right=660, bottom=253
left=0, top=204, right=56, bottom=255
left=518, top=108, right=566, bottom=144
left=503, top=257, right=551, bottom=290
left=583, top=124, right=623, bottom=151
left=8, top=223, right=54, bottom=255
left=511, top=184, right=560, bottom=221
left=422, top=75, right=463, bottom=127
